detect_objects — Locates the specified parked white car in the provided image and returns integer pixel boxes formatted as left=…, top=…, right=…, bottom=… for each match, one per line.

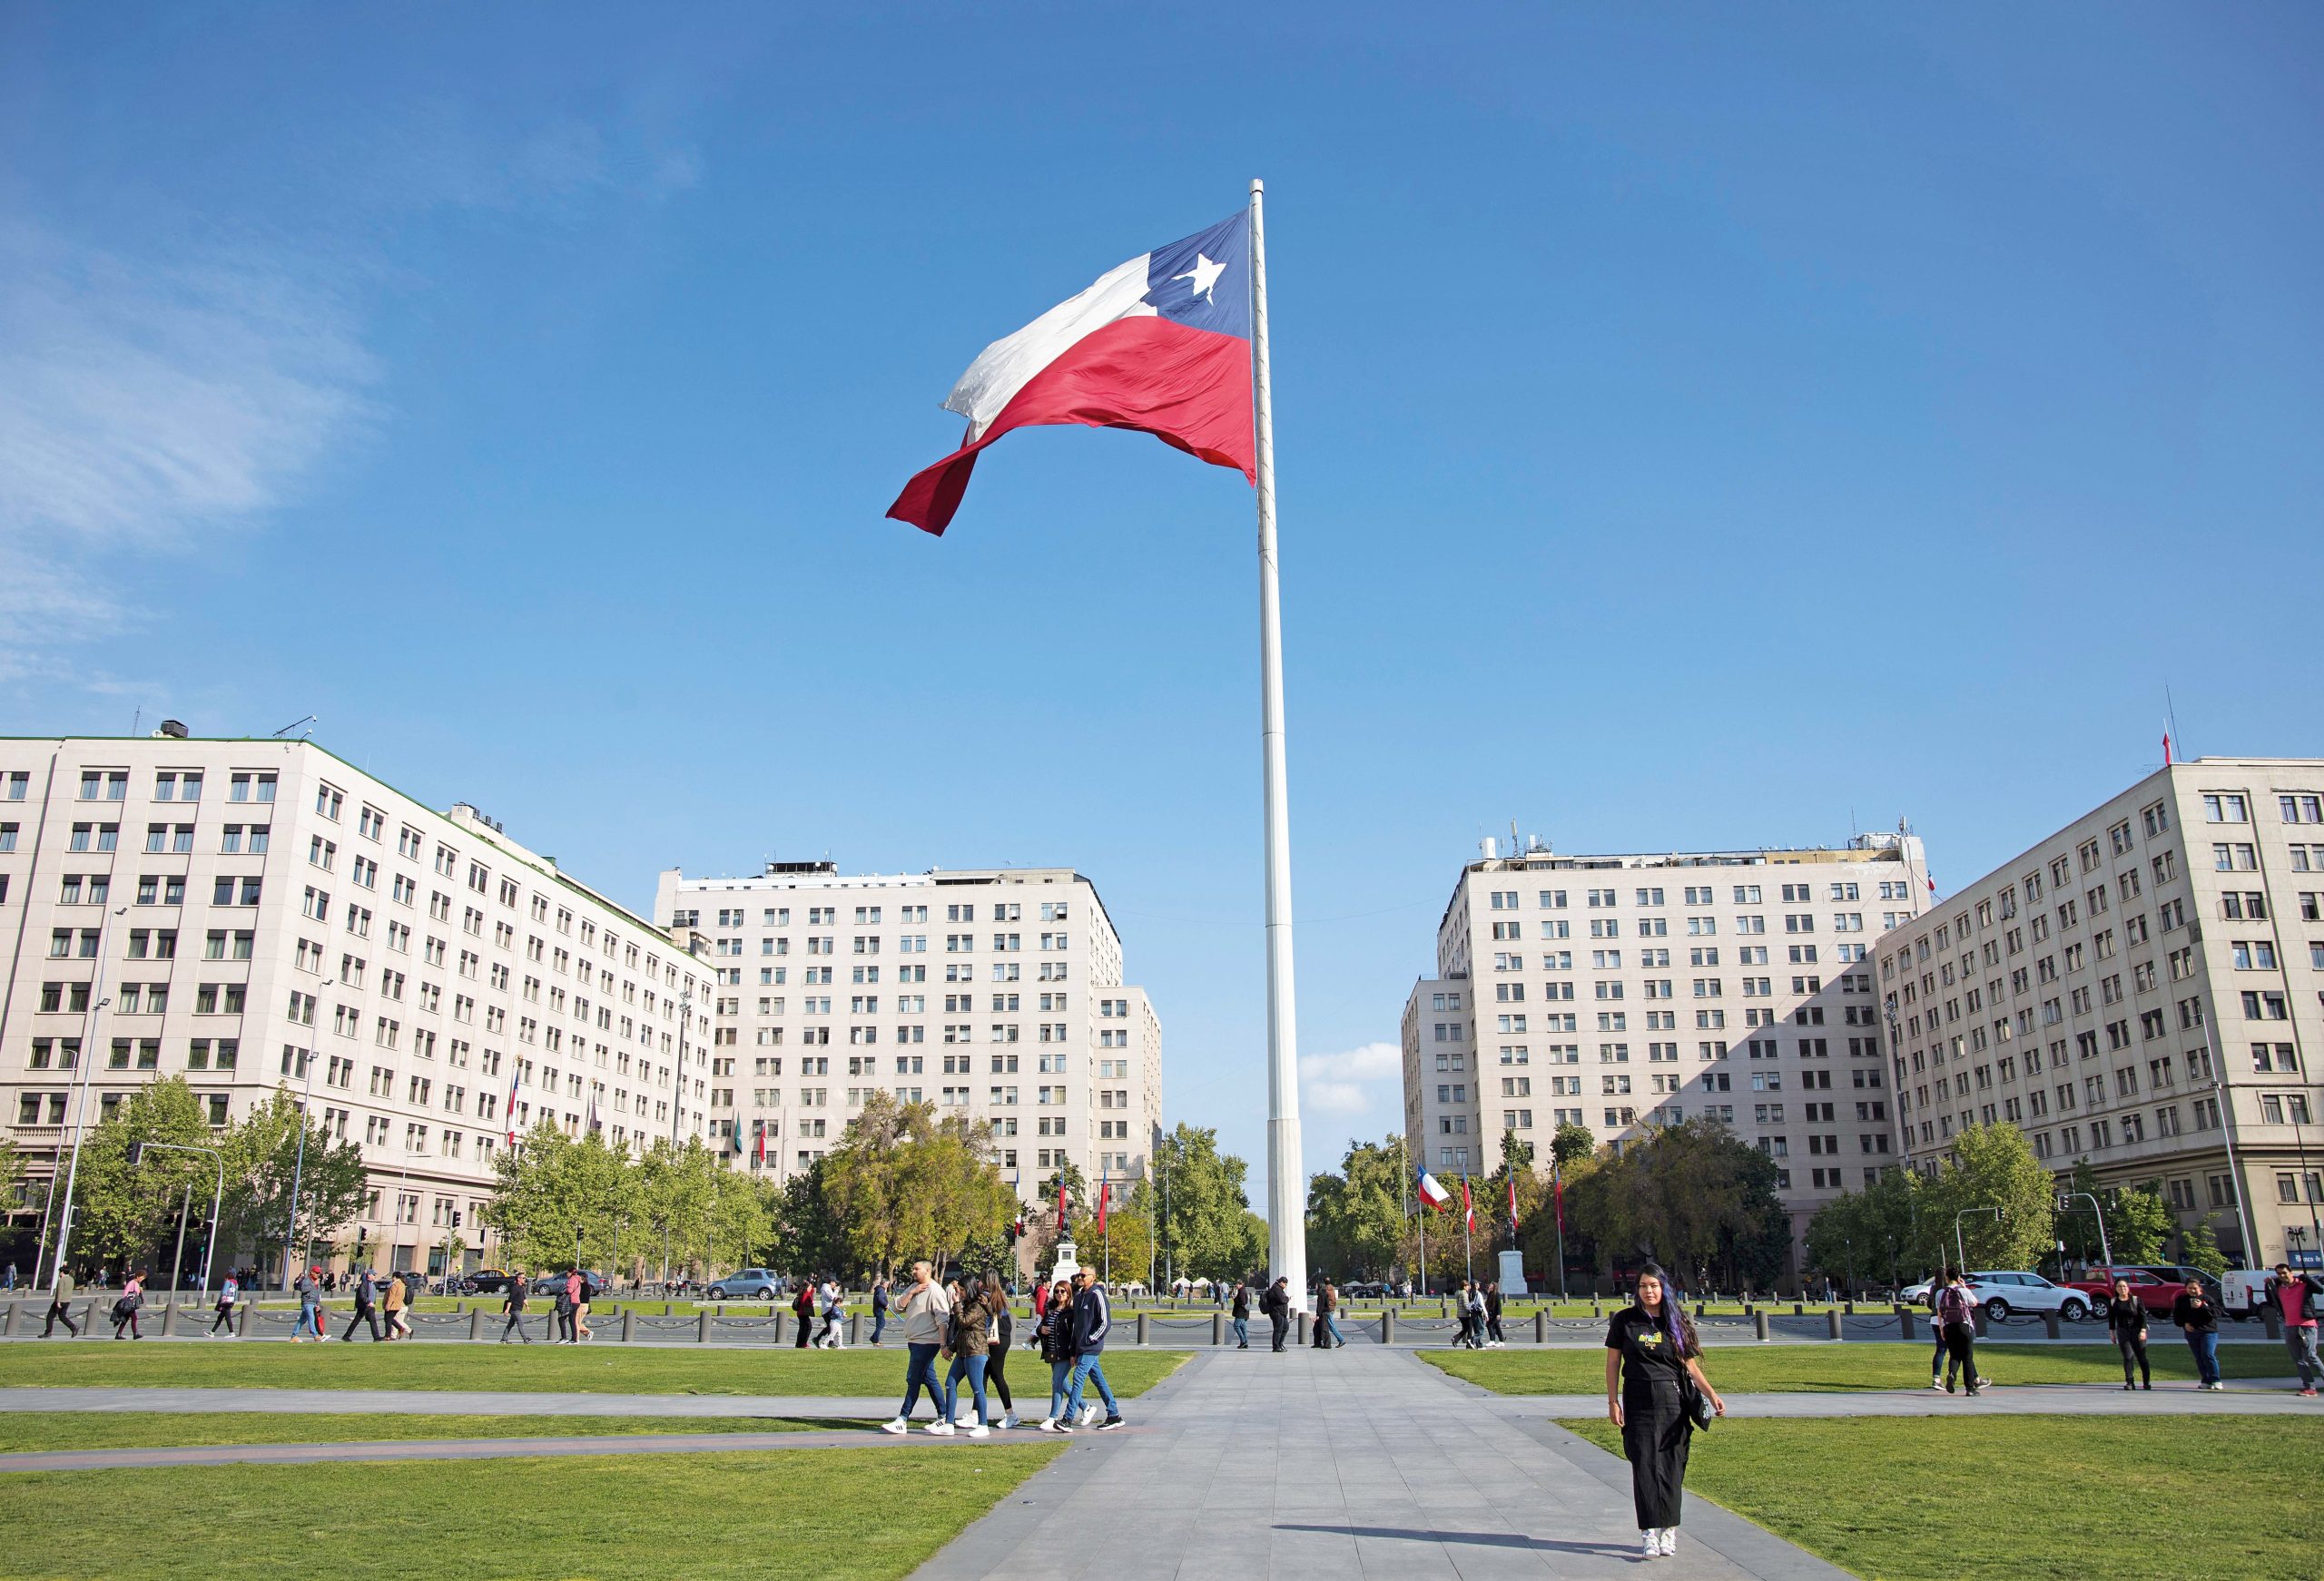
left=1899, top=1271, right=2095, bottom=1321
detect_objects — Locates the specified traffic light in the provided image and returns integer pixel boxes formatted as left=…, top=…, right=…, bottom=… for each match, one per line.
left=450, top=1211, right=463, bottom=1229
left=125, top=1143, right=145, bottom=1166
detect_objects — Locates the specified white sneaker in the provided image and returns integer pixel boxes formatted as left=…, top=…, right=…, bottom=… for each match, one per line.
left=924, top=1421, right=954, bottom=1437
left=953, top=1409, right=974, bottom=1427
left=967, top=1423, right=990, bottom=1439
left=1659, top=1528, right=1679, bottom=1556
left=1000, top=1412, right=1020, bottom=1429
left=1641, top=1533, right=1659, bottom=1560
left=879, top=1417, right=907, bottom=1435
left=1078, top=1405, right=1098, bottom=1427
left=1037, top=1419, right=1068, bottom=1435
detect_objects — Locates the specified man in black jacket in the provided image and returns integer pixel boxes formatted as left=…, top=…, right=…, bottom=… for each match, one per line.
left=340, top=1269, right=383, bottom=1341
left=1483, top=1281, right=1505, bottom=1348
left=1261, top=1277, right=1291, bottom=1351
left=1060, top=1271, right=1123, bottom=1429
left=501, top=1272, right=532, bottom=1342
left=1230, top=1280, right=1251, bottom=1349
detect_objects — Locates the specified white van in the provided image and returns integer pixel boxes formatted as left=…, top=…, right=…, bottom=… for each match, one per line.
left=2221, top=1269, right=2274, bottom=1319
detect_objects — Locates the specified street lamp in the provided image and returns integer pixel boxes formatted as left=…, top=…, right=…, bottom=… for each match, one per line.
left=44, top=905, right=128, bottom=1296
left=1953, top=1206, right=2004, bottom=1274
left=2056, top=1189, right=2112, bottom=1270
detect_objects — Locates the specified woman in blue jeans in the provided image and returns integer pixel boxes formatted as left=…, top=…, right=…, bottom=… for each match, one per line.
left=940, top=1280, right=995, bottom=1436
left=1035, top=1280, right=1077, bottom=1430
left=2171, top=1280, right=2222, bottom=1390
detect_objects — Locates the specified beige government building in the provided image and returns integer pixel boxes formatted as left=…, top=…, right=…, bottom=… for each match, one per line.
left=1403, top=830, right=1932, bottom=1252
left=0, top=731, right=719, bottom=1279
left=1883, top=759, right=2324, bottom=1268
left=654, top=862, right=1163, bottom=1204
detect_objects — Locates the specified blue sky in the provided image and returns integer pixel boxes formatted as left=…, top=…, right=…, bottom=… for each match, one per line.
left=4, top=3, right=2319, bottom=1180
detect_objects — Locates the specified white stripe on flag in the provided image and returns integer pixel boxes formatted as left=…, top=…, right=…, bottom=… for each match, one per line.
left=941, top=252, right=1157, bottom=439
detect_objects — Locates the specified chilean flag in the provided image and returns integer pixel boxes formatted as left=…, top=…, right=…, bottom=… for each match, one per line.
left=1416, top=1169, right=1452, bottom=1212
left=1097, top=1177, right=1111, bottom=1235
left=888, top=212, right=1254, bottom=535
left=1462, top=1175, right=1475, bottom=1234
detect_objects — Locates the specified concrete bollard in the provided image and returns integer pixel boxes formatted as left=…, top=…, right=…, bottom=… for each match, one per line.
left=3, top=1302, right=17, bottom=1338
left=697, top=1310, right=713, bottom=1343
left=1535, top=1311, right=1548, bottom=1344
left=1973, top=1308, right=1989, bottom=1338
left=470, top=1307, right=486, bottom=1340
left=1137, top=1312, right=1149, bottom=1345
left=160, top=1301, right=177, bottom=1339
left=1213, top=1311, right=1226, bottom=1345
left=2043, top=1310, right=2061, bottom=1340
left=849, top=1313, right=861, bottom=1344
left=1897, top=1305, right=1917, bottom=1342
left=1753, top=1311, right=1769, bottom=1341
left=1827, top=1309, right=1843, bottom=1340
left=1793, top=1302, right=1805, bottom=1316
left=622, top=1308, right=636, bottom=1342
left=236, top=1301, right=251, bottom=1338
left=665, top=1301, right=675, bottom=1316
left=1381, top=1311, right=1393, bottom=1345
left=1590, top=1301, right=1602, bottom=1319
left=1297, top=1311, right=1310, bottom=1345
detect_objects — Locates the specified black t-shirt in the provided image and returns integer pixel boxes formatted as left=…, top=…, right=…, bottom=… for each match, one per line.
left=1603, top=1308, right=1691, bottom=1397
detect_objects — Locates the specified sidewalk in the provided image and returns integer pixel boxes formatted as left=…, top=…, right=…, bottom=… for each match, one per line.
left=912, top=1345, right=1848, bottom=1581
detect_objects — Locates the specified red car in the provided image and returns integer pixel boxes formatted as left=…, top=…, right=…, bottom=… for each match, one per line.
left=2061, top=1265, right=2191, bottom=1317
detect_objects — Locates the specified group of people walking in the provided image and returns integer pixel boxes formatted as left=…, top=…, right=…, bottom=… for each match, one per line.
left=790, top=1278, right=850, bottom=1348
left=879, top=1262, right=1123, bottom=1436
left=1451, top=1280, right=1506, bottom=1348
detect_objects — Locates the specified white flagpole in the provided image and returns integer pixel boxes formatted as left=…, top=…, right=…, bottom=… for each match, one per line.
left=1249, top=177, right=1308, bottom=1310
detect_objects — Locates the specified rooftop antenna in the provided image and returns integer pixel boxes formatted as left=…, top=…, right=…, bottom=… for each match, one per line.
left=2164, top=683, right=2182, bottom=766
left=271, top=713, right=317, bottom=740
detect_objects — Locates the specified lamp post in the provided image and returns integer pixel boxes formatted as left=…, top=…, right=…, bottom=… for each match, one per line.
left=1954, top=1206, right=2004, bottom=1275
left=44, top=905, right=129, bottom=1297
left=2057, top=1189, right=2112, bottom=1270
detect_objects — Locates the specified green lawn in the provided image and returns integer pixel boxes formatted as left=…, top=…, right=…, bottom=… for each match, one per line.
left=0, top=1445, right=1060, bottom=1581
left=0, top=1411, right=872, bottom=1453
left=1426, top=1340, right=2289, bottom=1394
left=0, top=1342, right=1185, bottom=1398
left=1566, top=1415, right=2319, bottom=1581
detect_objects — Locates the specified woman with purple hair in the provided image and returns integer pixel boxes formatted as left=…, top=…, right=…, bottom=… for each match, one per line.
left=1603, top=1265, right=1725, bottom=1560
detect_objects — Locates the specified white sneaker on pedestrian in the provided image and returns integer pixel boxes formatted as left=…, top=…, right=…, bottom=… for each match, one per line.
left=1660, top=1528, right=1679, bottom=1556
left=924, top=1420, right=955, bottom=1436
left=953, top=1408, right=974, bottom=1427
left=1000, top=1412, right=1020, bottom=1429
left=1038, top=1418, right=1068, bottom=1434
left=1641, top=1532, right=1659, bottom=1560
left=1078, top=1405, right=1098, bottom=1427
left=880, top=1417, right=907, bottom=1435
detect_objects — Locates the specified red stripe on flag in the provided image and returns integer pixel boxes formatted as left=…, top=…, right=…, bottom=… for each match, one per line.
left=888, top=318, right=1255, bottom=535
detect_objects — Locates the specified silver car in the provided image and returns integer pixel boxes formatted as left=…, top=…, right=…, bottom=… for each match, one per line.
left=708, top=1267, right=782, bottom=1300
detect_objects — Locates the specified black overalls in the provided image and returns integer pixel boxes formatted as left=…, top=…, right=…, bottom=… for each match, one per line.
left=1604, top=1308, right=1693, bottom=1529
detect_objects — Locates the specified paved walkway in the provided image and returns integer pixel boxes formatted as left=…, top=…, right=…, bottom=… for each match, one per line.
left=914, top=1346, right=1846, bottom=1581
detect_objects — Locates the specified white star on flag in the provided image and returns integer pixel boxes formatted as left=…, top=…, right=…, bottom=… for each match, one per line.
left=1173, top=250, right=1226, bottom=303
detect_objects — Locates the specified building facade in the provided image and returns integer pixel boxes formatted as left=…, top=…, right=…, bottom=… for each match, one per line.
left=654, top=863, right=1163, bottom=1203
left=1, top=733, right=716, bottom=1278
left=1882, top=760, right=2324, bottom=1267
left=1403, top=831, right=1930, bottom=1253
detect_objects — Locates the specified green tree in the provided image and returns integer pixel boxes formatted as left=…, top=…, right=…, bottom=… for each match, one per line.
left=1565, top=1118, right=1787, bottom=1291
left=221, top=1091, right=370, bottom=1284
left=1803, top=1169, right=1922, bottom=1290
left=2107, top=1181, right=2174, bottom=1265
left=483, top=1122, right=640, bottom=1274
left=60, top=1077, right=212, bottom=1276
left=1551, top=1123, right=1596, bottom=1167
left=2182, top=1216, right=2230, bottom=1278
left=1500, top=1130, right=1536, bottom=1174
left=1149, top=1124, right=1260, bottom=1282
left=1305, top=1137, right=1408, bottom=1281
left=816, top=1095, right=1013, bottom=1277
left=1921, top=1124, right=2054, bottom=1272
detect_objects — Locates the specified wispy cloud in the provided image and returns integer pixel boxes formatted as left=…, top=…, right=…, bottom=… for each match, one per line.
left=1299, top=1040, right=1401, bottom=1119
left=0, top=222, right=379, bottom=663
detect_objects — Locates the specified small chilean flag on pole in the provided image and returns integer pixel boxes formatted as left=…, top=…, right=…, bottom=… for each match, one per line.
left=1508, top=1174, right=1521, bottom=1232
left=888, top=212, right=1255, bottom=535
left=1416, top=1168, right=1452, bottom=1212
left=1462, top=1176, right=1475, bottom=1234
left=1097, top=1177, right=1111, bottom=1235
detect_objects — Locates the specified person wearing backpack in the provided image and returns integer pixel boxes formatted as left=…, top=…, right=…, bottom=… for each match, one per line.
left=1260, top=1276, right=1291, bottom=1352
left=1933, top=1271, right=1980, bottom=1395
left=111, top=1271, right=146, bottom=1340
left=211, top=1273, right=241, bottom=1337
